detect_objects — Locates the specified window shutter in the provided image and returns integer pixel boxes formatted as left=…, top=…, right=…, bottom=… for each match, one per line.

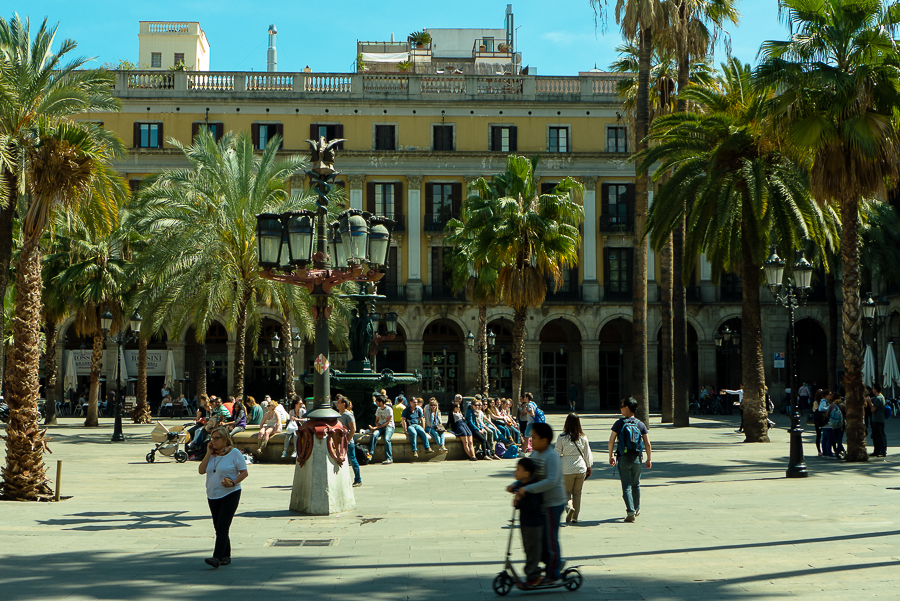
left=393, top=181, right=403, bottom=217
left=451, top=183, right=463, bottom=216
left=626, top=183, right=636, bottom=223
left=334, top=124, right=344, bottom=150
left=129, top=179, right=140, bottom=194
left=366, top=182, right=376, bottom=213
left=192, top=123, right=199, bottom=141
left=509, top=126, right=518, bottom=152
left=603, top=248, right=610, bottom=289
left=424, top=183, right=434, bottom=215
left=157, top=122, right=164, bottom=148
left=275, top=123, right=284, bottom=149
left=251, top=123, right=260, bottom=149
left=600, top=183, right=610, bottom=218
left=491, top=126, right=500, bottom=151
left=432, top=126, right=439, bottom=150
left=133, top=122, right=140, bottom=148
left=626, top=248, right=634, bottom=292
left=215, top=123, right=224, bottom=142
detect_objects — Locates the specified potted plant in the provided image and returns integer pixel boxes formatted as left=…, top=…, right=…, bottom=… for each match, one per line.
left=397, top=60, right=412, bottom=72
left=409, top=30, right=431, bottom=49
left=498, top=43, right=510, bottom=52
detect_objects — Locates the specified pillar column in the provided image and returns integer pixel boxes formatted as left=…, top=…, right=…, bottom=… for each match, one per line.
left=226, top=341, right=236, bottom=396
left=406, top=175, right=423, bottom=301
left=524, top=340, right=541, bottom=402
left=347, top=174, right=365, bottom=211
left=405, top=340, right=424, bottom=397
left=700, top=253, right=715, bottom=302
left=167, top=341, right=186, bottom=396
left=581, top=341, right=601, bottom=411
left=582, top=177, right=599, bottom=302
left=698, top=341, right=717, bottom=390
left=648, top=340, right=659, bottom=412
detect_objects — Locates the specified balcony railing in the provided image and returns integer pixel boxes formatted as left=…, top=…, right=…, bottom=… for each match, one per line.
left=546, top=286, right=582, bottom=302
left=424, top=285, right=465, bottom=301
left=424, top=213, right=456, bottom=233
left=112, top=70, right=625, bottom=102
left=376, top=283, right=406, bottom=300
left=382, top=212, right=405, bottom=232
left=605, top=288, right=633, bottom=302
left=599, top=215, right=632, bottom=234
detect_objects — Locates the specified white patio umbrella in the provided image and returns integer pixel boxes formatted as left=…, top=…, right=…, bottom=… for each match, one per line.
left=863, top=345, right=876, bottom=388
left=63, top=350, right=78, bottom=394
left=164, top=350, right=176, bottom=391
left=884, top=341, right=900, bottom=398
left=117, top=345, right=129, bottom=389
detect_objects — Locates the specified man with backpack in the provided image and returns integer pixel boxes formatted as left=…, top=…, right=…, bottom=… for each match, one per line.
left=608, top=397, right=652, bottom=523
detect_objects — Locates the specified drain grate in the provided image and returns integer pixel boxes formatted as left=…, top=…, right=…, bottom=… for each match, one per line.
left=271, top=539, right=335, bottom=547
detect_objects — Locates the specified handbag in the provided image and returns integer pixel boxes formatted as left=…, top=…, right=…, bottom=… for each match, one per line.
left=286, top=419, right=299, bottom=433
left=574, top=436, right=592, bottom=478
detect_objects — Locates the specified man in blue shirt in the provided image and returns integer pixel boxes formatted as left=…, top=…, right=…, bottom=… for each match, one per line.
left=401, top=398, right=433, bottom=458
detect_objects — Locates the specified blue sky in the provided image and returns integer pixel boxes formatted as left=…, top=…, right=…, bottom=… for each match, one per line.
left=21, top=0, right=784, bottom=75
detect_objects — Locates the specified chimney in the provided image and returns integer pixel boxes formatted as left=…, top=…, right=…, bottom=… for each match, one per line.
left=267, top=24, right=277, bottom=72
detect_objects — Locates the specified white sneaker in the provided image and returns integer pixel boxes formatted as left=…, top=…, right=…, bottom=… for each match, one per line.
left=382, top=459, right=393, bottom=465
left=281, top=451, right=287, bottom=458
left=413, top=451, right=418, bottom=458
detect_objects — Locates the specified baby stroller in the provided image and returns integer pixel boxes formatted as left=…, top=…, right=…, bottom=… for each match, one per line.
left=146, top=421, right=189, bottom=463
left=492, top=505, right=583, bottom=596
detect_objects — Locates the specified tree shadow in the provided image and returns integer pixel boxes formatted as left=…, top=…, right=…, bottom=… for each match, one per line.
left=35, top=510, right=208, bottom=531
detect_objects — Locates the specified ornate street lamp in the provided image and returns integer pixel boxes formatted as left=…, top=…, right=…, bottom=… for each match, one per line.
left=101, top=308, right=142, bottom=442
left=863, top=292, right=891, bottom=383
left=765, top=245, right=814, bottom=478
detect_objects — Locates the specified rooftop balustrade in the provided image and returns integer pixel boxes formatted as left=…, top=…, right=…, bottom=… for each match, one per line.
left=112, top=70, right=625, bottom=102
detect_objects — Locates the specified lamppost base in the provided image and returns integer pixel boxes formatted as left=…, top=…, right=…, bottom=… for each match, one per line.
left=786, top=465, right=809, bottom=478
left=786, top=424, right=808, bottom=478
left=289, top=436, right=356, bottom=515
left=111, top=432, right=125, bottom=442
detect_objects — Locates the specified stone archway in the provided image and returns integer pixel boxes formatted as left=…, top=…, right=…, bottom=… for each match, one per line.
left=421, top=318, right=465, bottom=404
left=598, top=317, right=633, bottom=409
left=714, top=317, right=742, bottom=390
left=789, top=318, right=828, bottom=393
left=486, top=318, right=514, bottom=397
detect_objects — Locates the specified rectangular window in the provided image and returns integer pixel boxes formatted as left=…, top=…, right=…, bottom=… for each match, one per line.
left=432, top=184, right=454, bottom=218
left=375, top=183, right=394, bottom=216
left=433, top=125, right=454, bottom=151
left=605, top=248, right=633, bottom=301
left=174, top=53, right=184, bottom=67
left=254, top=123, right=283, bottom=150
left=374, top=124, right=396, bottom=150
left=310, top=123, right=344, bottom=150
left=490, top=126, right=517, bottom=152
left=549, top=127, right=569, bottom=153
left=607, top=184, right=630, bottom=225
left=607, top=127, right=628, bottom=153
left=151, top=52, right=161, bottom=68
left=430, top=247, right=456, bottom=298
left=193, top=122, right=223, bottom=141
left=138, top=123, right=161, bottom=148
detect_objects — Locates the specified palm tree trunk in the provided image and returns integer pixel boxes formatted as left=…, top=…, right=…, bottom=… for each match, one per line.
left=840, top=197, right=867, bottom=462
left=84, top=331, right=103, bottom=427
left=1, top=236, right=52, bottom=500
left=673, top=56, right=691, bottom=428
left=232, top=289, right=252, bottom=399
left=826, top=271, right=838, bottom=392
left=740, top=228, right=769, bottom=443
left=479, top=304, right=488, bottom=395
left=0, top=169, right=19, bottom=397
left=631, top=25, right=653, bottom=423
left=511, top=305, right=527, bottom=410
left=196, top=338, right=207, bottom=396
left=282, top=317, right=295, bottom=397
left=132, top=336, right=151, bottom=423
left=43, top=318, right=59, bottom=426
left=660, top=234, right=674, bottom=423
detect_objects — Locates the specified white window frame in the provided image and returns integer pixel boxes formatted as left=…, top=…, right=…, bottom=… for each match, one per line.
left=150, top=52, right=162, bottom=68
left=606, top=125, right=628, bottom=153
left=547, top=125, right=570, bottom=153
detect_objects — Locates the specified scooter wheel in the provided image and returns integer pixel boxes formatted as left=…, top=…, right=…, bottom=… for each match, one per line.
left=563, top=568, right=583, bottom=591
left=146, top=452, right=155, bottom=463
left=174, top=450, right=188, bottom=463
left=492, top=572, right=513, bottom=596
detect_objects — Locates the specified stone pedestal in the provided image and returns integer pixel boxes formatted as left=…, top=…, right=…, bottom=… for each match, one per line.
left=289, top=436, right=356, bottom=515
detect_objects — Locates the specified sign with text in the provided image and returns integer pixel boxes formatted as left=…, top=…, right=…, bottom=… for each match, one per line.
left=774, top=352, right=785, bottom=369
left=68, top=349, right=168, bottom=376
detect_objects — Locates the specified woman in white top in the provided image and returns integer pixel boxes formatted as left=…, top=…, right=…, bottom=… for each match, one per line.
left=555, top=413, right=594, bottom=524
left=256, top=402, right=281, bottom=455
left=199, top=426, right=248, bottom=568
left=281, top=397, right=305, bottom=458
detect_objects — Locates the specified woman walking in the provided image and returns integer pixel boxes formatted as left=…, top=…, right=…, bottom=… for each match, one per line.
left=555, top=413, right=593, bottom=524
left=199, top=426, right=248, bottom=568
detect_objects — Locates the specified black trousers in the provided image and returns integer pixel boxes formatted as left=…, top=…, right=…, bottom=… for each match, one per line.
left=471, top=428, right=489, bottom=453
left=872, top=422, right=887, bottom=456
left=208, top=489, right=241, bottom=559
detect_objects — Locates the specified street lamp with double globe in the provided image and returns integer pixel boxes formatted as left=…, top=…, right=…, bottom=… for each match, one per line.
left=100, top=308, right=142, bottom=442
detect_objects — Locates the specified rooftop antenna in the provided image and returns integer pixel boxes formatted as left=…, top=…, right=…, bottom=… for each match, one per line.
left=267, top=24, right=277, bottom=72
left=505, top=4, right=514, bottom=48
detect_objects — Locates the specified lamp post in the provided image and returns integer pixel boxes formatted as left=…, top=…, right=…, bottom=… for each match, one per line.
left=270, top=330, right=303, bottom=403
left=100, top=308, right=142, bottom=443
left=256, top=136, right=393, bottom=514
left=862, top=292, right=890, bottom=380
left=765, top=245, right=814, bottom=478
left=466, top=327, right=496, bottom=395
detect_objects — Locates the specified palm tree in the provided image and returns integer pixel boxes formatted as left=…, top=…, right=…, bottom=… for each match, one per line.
left=756, top=0, right=900, bottom=461
left=642, top=59, right=834, bottom=442
left=664, top=0, right=739, bottom=427
left=452, top=155, right=583, bottom=406
left=131, top=130, right=307, bottom=400
left=0, top=15, right=120, bottom=399
left=594, top=0, right=674, bottom=422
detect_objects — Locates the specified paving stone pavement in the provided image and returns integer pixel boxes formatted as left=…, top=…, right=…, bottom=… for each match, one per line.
left=1, top=412, right=898, bottom=601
